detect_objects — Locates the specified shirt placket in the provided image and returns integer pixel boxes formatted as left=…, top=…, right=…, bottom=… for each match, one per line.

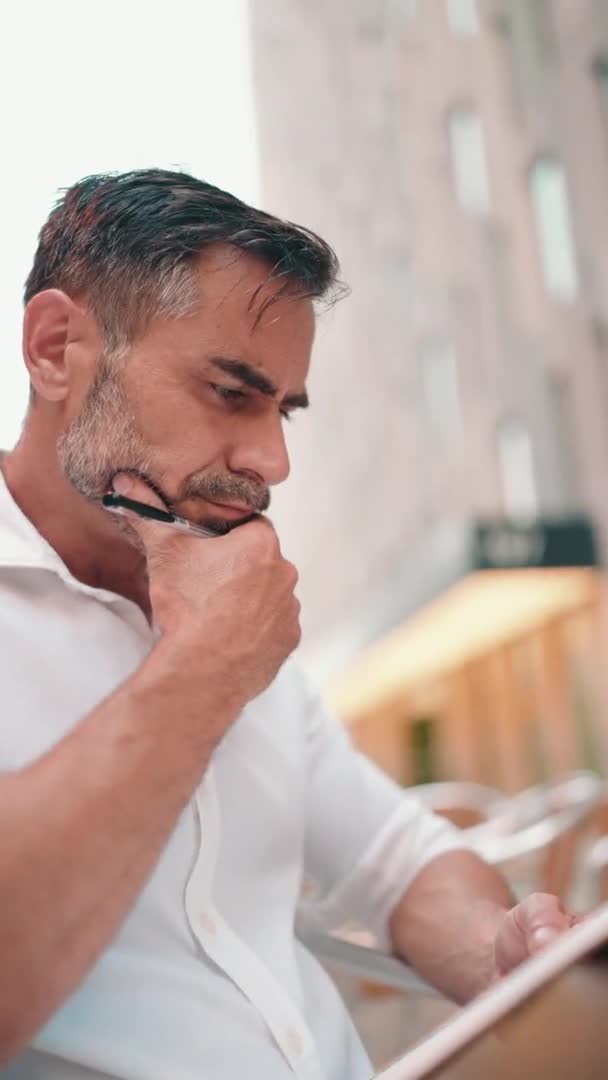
left=185, top=766, right=326, bottom=1080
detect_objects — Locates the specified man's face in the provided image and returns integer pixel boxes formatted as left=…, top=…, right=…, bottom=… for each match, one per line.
left=58, top=245, right=315, bottom=531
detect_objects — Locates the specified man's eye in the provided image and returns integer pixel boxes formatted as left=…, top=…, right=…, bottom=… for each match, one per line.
left=211, top=384, right=247, bottom=406
left=280, top=409, right=294, bottom=423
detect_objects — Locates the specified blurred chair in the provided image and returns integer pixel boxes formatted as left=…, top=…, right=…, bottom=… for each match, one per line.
left=413, top=772, right=603, bottom=902
left=296, top=919, right=437, bottom=996
left=579, top=789, right=608, bottom=906
left=408, top=781, right=504, bottom=829
left=582, top=835, right=608, bottom=906
left=297, top=920, right=455, bottom=1070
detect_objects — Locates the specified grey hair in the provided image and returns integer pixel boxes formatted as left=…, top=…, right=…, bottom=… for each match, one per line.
left=24, top=168, right=344, bottom=353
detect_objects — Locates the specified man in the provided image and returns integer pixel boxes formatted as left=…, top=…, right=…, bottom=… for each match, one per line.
left=0, top=170, right=571, bottom=1080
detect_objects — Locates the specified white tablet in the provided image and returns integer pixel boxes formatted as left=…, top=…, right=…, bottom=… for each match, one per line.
left=373, top=900, right=608, bottom=1080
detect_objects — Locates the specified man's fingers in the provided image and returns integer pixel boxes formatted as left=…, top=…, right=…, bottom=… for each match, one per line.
left=496, top=893, right=572, bottom=975
left=111, top=472, right=168, bottom=511
left=108, top=473, right=175, bottom=556
left=519, top=892, right=571, bottom=953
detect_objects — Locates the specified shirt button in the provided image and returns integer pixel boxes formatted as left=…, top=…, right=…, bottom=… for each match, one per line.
left=286, top=1028, right=304, bottom=1057
left=200, top=912, right=218, bottom=935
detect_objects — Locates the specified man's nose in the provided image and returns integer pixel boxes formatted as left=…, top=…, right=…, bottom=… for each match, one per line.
left=228, top=413, right=291, bottom=488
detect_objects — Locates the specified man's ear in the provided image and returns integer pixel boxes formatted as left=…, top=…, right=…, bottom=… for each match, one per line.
left=23, top=289, right=81, bottom=403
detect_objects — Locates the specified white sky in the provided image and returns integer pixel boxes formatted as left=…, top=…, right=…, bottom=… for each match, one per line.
left=0, top=0, right=259, bottom=444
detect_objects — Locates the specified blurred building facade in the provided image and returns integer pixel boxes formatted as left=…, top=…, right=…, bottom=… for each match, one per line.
left=251, top=0, right=608, bottom=791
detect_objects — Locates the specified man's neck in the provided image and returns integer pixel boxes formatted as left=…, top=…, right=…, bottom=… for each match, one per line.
left=1, top=435, right=150, bottom=614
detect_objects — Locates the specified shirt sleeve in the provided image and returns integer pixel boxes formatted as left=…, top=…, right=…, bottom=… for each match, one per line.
left=299, top=669, right=473, bottom=949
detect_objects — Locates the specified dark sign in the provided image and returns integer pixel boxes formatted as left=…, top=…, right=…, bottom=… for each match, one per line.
left=472, top=517, right=598, bottom=572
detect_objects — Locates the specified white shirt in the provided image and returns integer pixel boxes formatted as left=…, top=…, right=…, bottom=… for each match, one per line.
left=0, top=472, right=465, bottom=1080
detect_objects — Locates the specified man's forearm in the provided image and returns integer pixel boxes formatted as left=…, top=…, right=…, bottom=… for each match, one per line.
left=389, top=850, right=515, bottom=1003
left=0, top=648, right=239, bottom=1062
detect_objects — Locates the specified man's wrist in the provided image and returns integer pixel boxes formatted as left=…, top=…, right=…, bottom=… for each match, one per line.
left=145, top=635, right=246, bottom=708
left=124, top=640, right=244, bottom=749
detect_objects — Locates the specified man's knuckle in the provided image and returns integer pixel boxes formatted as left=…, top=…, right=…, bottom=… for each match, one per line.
left=285, top=562, right=299, bottom=589
left=248, top=525, right=279, bottom=559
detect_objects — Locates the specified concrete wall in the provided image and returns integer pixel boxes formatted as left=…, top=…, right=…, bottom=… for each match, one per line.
left=251, top=0, right=608, bottom=657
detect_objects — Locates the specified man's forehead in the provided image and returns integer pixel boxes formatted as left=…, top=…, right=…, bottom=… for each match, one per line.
left=184, top=246, right=315, bottom=386
left=193, top=243, right=315, bottom=328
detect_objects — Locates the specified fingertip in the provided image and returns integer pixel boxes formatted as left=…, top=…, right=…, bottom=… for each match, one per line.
left=110, top=472, right=168, bottom=513
left=111, top=473, right=133, bottom=496
left=530, top=926, right=561, bottom=951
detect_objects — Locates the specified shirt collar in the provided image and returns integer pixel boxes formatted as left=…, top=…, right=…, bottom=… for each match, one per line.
left=0, top=463, right=137, bottom=611
left=0, top=463, right=68, bottom=573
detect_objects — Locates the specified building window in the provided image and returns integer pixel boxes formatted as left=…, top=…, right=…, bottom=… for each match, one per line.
left=388, top=0, right=417, bottom=19
left=545, top=372, right=579, bottom=510
left=505, top=1, right=555, bottom=94
left=593, top=56, right=608, bottom=121
left=448, top=108, right=491, bottom=213
left=529, top=158, right=579, bottom=301
left=420, top=340, right=462, bottom=439
left=446, top=0, right=479, bottom=35
left=496, top=418, right=538, bottom=517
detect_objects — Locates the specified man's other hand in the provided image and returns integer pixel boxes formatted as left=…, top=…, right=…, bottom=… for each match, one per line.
left=494, top=892, right=578, bottom=977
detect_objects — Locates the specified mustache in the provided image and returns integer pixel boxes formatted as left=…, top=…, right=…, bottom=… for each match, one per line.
left=179, top=471, right=271, bottom=514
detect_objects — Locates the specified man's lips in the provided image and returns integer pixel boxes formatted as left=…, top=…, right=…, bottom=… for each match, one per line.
left=200, top=498, right=257, bottom=520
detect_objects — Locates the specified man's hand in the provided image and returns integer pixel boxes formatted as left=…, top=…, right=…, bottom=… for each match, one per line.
left=493, top=892, right=577, bottom=978
left=112, top=472, right=301, bottom=729
left=390, top=851, right=579, bottom=1003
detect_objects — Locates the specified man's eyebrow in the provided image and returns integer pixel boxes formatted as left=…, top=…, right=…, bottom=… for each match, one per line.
left=209, top=357, right=309, bottom=409
left=211, top=357, right=276, bottom=396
